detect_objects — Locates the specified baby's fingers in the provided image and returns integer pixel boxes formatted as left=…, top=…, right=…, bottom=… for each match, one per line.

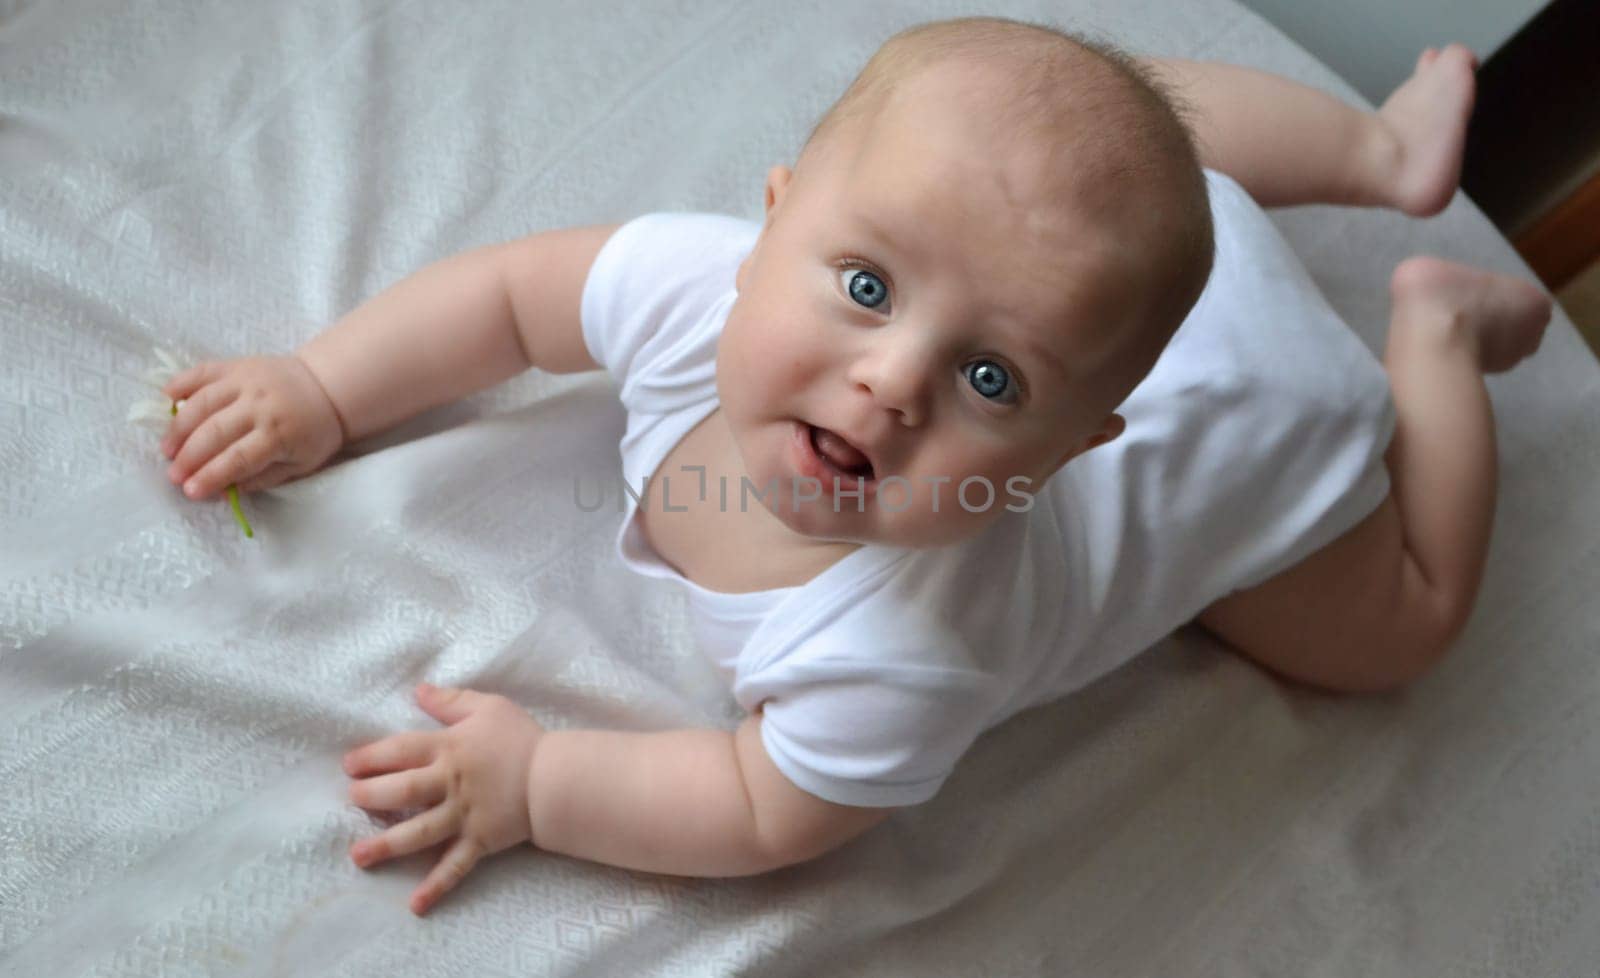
left=169, top=401, right=250, bottom=489
left=349, top=765, right=449, bottom=812
left=344, top=731, right=438, bottom=778
left=411, top=836, right=484, bottom=917
left=162, top=382, right=239, bottom=460
left=350, top=802, right=458, bottom=871
left=161, top=360, right=222, bottom=402
left=182, top=430, right=277, bottom=500
left=235, top=462, right=304, bottom=494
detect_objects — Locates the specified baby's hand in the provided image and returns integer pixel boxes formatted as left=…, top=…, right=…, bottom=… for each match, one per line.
left=343, top=684, right=545, bottom=917
left=160, top=355, right=344, bottom=500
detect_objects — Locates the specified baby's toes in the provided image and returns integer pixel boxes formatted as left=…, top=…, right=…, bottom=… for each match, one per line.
left=1440, top=43, right=1479, bottom=71
left=1477, top=279, right=1554, bottom=373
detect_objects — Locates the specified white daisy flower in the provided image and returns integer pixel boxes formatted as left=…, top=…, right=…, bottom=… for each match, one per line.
left=128, top=346, right=254, bottom=537
left=126, top=347, right=188, bottom=427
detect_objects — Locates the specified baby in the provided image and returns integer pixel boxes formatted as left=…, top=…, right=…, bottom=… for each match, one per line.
left=156, top=18, right=1551, bottom=915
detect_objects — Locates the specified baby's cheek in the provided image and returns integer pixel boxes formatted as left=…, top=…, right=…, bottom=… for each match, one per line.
left=749, top=338, right=814, bottom=399
left=726, top=313, right=787, bottom=378
left=931, top=457, right=1028, bottom=536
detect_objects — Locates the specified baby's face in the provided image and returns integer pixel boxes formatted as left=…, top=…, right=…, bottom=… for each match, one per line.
left=719, top=78, right=1143, bottom=548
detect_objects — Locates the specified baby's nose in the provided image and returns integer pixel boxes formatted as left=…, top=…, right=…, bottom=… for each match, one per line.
left=849, top=345, right=929, bottom=427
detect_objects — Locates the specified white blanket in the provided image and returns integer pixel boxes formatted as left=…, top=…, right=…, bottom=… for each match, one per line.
left=5, top=1, right=1599, bottom=974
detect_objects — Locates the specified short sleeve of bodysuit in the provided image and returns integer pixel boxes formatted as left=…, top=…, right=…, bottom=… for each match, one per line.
left=580, top=211, right=758, bottom=414
left=734, top=558, right=1007, bottom=810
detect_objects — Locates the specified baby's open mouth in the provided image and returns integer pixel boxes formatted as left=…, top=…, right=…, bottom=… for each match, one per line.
left=809, top=424, right=875, bottom=480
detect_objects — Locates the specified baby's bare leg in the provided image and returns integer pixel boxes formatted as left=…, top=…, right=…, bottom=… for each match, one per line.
left=1194, top=259, right=1551, bottom=693
left=1141, top=48, right=1476, bottom=216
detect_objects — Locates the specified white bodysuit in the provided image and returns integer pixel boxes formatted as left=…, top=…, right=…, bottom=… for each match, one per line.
left=580, top=170, right=1396, bottom=808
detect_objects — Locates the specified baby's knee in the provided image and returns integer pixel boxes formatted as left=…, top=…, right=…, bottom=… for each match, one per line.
left=1363, top=551, right=1469, bottom=691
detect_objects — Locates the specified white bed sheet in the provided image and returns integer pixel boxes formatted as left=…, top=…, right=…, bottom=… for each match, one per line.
left=4, top=1, right=1600, bottom=975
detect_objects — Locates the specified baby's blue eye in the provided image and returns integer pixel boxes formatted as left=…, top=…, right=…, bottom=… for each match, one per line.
left=841, top=268, right=888, bottom=309
left=966, top=360, right=1013, bottom=401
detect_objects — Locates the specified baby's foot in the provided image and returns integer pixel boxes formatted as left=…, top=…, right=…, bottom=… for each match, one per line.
left=1390, top=256, right=1552, bottom=373
left=1376, top=44, right=1477, bottom=217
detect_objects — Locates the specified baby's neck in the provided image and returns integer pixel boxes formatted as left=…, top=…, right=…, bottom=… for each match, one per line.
left=641, top=406, right=861, bottom=593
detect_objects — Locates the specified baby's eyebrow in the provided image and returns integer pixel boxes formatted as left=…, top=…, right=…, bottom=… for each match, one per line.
left=979, top=302, right=1075, bottom=387
left=855, top=212, right=902, bottom=258
left=1020, top=338, right=1071, bottom=386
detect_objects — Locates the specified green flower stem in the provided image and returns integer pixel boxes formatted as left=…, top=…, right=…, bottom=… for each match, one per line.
left=226, top=486, right=254, bottom=538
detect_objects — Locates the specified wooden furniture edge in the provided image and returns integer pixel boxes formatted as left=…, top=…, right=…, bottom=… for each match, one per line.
left=1515, top=168, right=1600, bottom=291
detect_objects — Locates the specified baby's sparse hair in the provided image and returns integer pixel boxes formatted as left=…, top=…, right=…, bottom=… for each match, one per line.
left=798, top=16, right=1216, bottom=409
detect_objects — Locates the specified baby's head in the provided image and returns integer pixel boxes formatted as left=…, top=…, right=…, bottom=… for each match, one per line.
left=718, top=17, right=1213, bottom=548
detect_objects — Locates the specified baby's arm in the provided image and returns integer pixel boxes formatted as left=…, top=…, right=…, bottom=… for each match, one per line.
left=296, top=225, right=616, bottom=442
left=162, top=224, right=618, bottom=499
left=346, top=692, right=893, bottom=914
left=1139, top=46, right=1476, bottom=216
left=529, top=710, right=893, bottom=876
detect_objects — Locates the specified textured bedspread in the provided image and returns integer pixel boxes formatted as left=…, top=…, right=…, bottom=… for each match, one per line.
left=5, top=1, right=1600, bottom=974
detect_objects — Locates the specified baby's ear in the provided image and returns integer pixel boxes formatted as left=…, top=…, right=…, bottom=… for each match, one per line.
left=1053, top=413, right=1126, bottom=470
left=740, top=166, right=793, bottom=293
left=763, top=164, right=793, bottom=215
left=1085, top=412, right=1126, bottom=451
